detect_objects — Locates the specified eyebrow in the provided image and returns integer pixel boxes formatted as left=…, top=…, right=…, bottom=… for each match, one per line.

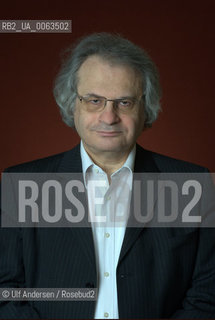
left=84, top=93, right=136, bottom=100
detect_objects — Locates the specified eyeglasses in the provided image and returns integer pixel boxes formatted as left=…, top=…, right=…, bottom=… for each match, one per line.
left=76, top=92, right=143, bottom=113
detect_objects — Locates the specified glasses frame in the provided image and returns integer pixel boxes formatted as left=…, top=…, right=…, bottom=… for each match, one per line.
left=76, top=92, right=144, bottom=113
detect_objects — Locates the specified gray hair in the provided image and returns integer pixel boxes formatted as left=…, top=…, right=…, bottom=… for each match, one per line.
left=53, top=32, right=162, bottom=128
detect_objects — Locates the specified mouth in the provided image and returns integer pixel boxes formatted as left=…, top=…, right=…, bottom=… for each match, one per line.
left=96, top=131, right=122, bottom=137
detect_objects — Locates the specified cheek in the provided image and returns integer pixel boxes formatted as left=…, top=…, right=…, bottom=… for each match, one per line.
left=74, top=109, right=83, bottom=136
left=121, top=116, right=139, bottom=133
left=134, top=110, right=145, bottom=131
left=74, top=110, right=96, bottom=134
left=125, top=116, right=145, bottom=138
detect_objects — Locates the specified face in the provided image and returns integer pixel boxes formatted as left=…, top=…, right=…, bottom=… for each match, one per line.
left=74, top=55, right=145, bottom=159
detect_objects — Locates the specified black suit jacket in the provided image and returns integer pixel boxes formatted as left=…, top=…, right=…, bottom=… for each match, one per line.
left=0, top=144, right=215, bottom=319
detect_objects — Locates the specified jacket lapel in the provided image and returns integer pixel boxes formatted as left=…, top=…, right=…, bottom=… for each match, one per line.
left=118, top=145, right=160, bottom=265
left=57, top=144, right=83, bottom=173
left=57, top=144, right=96, bottom=268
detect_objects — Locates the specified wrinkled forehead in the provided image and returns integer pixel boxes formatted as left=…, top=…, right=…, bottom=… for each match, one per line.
left=76, top=55, right=143, bottom=96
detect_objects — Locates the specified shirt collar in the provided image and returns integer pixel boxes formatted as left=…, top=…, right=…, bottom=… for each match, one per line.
left=80, top=141, right=136, bottom=184
left=80, top=140, right=95, bottom=177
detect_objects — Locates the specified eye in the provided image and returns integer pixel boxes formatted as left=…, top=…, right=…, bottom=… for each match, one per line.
left=119, top=100, right=132, bottom=107
left=88, top=98, right=103, bottom=105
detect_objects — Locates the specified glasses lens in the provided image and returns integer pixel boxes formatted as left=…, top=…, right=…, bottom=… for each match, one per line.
left=78, top=94, right=139, bottom=113
left=117, top=99, right=135, bottom=112
left=82, top=96, right=105, bottom=112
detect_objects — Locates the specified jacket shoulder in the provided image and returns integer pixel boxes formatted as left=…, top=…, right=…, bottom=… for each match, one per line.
left=4, top=145, right=81, bottom=173
left=4, top=152, right=65, bottom=173
left=151, top=150, right=208, bottom=173
left=136, top=144, right=208, bottom=173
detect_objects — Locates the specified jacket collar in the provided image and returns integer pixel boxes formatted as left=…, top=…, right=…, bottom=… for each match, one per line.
left=57, top=144, right=83, bottom=173
left=57, top=143, right=160, bottom=174
left=134, top=144, right=160, bottom=173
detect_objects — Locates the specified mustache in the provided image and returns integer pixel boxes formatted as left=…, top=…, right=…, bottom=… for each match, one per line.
left=90, top=124, right=123, bottom=132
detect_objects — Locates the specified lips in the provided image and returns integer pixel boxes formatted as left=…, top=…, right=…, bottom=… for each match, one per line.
left=96, top=131, right=122, bottom=137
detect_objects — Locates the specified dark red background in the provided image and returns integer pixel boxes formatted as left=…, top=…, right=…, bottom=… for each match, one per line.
left=1, top=0, right=215, bottom=173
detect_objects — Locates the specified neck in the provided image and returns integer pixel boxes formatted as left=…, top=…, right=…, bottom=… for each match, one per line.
left=83, top=143, right=133, bottom=177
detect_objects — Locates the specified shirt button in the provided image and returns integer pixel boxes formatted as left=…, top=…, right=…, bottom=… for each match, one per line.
left=94, top=168, right=99, bottom=174
left=107, top=196, right=111, bottom=201
left=104, top=272, right=109, bottom=277
left=105, top=232, right=110, bottom=238
left=104, top=312, right=109, bottom=318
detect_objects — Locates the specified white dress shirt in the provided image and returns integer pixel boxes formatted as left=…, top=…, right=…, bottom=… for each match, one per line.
left=80, top=141, right=135, bottom=319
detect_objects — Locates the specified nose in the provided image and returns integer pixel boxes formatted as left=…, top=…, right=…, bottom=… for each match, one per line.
left=99, top=101, right=120, bottom=125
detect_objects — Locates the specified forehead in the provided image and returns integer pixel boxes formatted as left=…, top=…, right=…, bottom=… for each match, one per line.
left=77, top=55, right=142, bottom=97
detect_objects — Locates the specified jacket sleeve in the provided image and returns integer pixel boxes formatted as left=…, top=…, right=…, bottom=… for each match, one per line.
left=0, top=172, right=41, bottom=319
left=0, top=225, right=41, bottom=319
left=171, top=174, right=215, bottom=318
left=170, top=228, right=215, bottom=318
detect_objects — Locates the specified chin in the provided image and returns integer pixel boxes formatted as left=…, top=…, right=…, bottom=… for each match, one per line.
left=95, top=145, right=125, bottom=153
left=86, top=139, right=127, bottom=153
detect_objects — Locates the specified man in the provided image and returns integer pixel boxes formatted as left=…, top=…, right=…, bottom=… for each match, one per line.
left=0, top=33, right=215, bottom=319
